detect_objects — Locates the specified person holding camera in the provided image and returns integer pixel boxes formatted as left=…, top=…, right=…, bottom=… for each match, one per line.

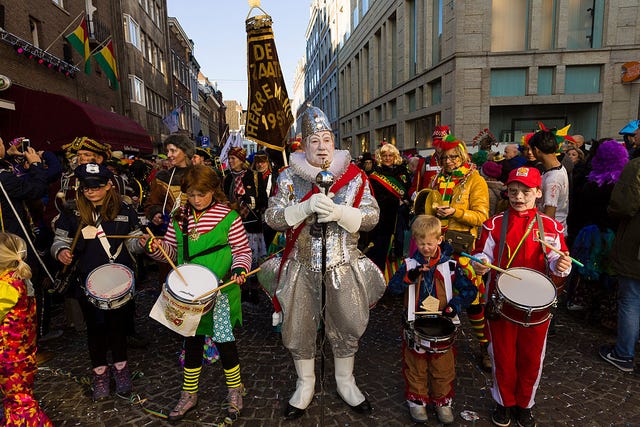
left=0, top=137, right=51, bottom=342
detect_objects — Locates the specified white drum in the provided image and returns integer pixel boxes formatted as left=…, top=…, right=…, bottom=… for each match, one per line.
left=149, top=264, right=220, bottom=337
left=493, top=267, right=557, bottom=327
left=85, top=263, right=135, bottom=310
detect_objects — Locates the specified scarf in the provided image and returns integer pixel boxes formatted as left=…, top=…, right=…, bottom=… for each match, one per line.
left=436, top=162, right=472, bottom=204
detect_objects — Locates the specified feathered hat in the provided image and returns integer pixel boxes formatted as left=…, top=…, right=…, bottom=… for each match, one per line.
left=438, top=134, right=466, bottom=152
left=472, top=128, right=498, bottom=149
left=62, top=136, right=112, bottom=160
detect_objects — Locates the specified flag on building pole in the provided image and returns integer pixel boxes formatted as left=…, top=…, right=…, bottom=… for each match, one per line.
left=245, top=10, right=294, bottom=152
left=162, top=105, right=182, bottom=134
left=93, top=40, right=119, bottom=89
left=65, top=17, right=91, bottom=74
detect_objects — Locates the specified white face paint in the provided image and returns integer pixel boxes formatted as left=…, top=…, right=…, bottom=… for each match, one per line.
left=304, top=130, right=335, bottom=167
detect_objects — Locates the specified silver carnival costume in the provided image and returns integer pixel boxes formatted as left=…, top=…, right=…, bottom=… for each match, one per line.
left=262, top=106, right=386, bottom=418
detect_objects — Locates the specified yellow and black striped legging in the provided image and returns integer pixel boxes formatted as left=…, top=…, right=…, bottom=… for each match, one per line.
left=182, top=336, right=241, bottom=393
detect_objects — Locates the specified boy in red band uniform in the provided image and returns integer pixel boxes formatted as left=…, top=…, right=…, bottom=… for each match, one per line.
left=471, top=167, right=572, bottom=427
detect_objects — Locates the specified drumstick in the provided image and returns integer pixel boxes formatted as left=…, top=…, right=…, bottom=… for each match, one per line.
left=414, top=311, right=442, bottom=315
left=145, top=227, right=188, bottom=287
left=460, top=252, right=522, bottom=280
left=533, top=238, right=585, bottom=267
left=104, top=235, right=152, bottom=239
left=193, top=268, right=261, bottom=301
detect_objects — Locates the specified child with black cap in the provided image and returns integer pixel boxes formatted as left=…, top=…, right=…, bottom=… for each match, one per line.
left=51, top=163, right=144, bottom=401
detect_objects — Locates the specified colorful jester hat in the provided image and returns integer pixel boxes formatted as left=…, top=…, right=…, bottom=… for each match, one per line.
left=438, top=134, right=467, bottom=152
left=521, top=121, right=575, bottom=154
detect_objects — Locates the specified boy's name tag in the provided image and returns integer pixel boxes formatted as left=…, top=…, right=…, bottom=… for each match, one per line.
left=420, top=295, right=440, bottom=313
left=81, top=225, right=99, bottom=239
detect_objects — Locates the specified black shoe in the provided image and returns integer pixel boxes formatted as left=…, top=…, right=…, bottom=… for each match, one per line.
left=284, top=403, right=305, bottom=420
left=516, top=406, right=536, bottom=427
left=492, top=404, right=512, bottom=427
left=338, top=393, right=372, bottom=415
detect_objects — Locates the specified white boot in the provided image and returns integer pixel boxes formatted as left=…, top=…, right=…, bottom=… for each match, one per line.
left=334, top=356, right=370, bottom=413
left=288, top=359, right=316, bottom=410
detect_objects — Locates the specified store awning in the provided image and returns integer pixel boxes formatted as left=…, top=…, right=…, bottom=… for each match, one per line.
left=0, top=84, right=152, bottom=153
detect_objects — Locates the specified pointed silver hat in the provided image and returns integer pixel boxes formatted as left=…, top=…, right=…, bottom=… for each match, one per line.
left=298, top=105, right=332, bottom=141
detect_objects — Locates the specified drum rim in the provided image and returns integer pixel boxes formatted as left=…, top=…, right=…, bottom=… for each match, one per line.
left=85, top=263, right=135, bottom=300
left=411, top=314, right=457, bottom=340
left=496, top=267, right=557, bottom=309
left=165, top=263, right=219, bottom=305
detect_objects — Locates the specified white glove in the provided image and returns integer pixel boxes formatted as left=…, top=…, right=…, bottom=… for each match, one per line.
left=284, top=193, right=333, bottom=226
left=307, top=193, right=334, bottom=215
left=318, top=204, right=362, bottom=233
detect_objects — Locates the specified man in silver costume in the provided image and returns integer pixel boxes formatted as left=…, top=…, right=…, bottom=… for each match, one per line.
left=263, top=106, right=386, bottom=419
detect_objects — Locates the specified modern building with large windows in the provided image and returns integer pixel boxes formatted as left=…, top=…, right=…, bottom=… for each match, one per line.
left=313, top=0, right=640, bottom=156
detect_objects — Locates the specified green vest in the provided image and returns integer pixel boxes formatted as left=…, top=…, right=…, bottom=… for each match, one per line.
left=173, top=209, right=242, bottom=334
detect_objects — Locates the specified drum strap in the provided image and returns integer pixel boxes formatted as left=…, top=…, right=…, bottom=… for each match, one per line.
left=181, top=212, right=229, bottom=262
left=498, top=210, right=548, bottom=272
left=92, top=214, right=123, bottom=262
left=535, top=214, right=551, bottom=276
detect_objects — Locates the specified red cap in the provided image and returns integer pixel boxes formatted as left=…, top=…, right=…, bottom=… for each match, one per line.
left=507, top=167, right=542, bottom=188
left=432, top=125, right=451, bottom=147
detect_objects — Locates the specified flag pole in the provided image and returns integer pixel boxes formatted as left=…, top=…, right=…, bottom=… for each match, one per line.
left=44, top=11, right=85, bottom=53
left=74, top=36, right=111, bottom=68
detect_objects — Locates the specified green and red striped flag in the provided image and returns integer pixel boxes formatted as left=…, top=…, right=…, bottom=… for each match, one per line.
left=93, top=40, right=119, bottom=90
left=64, top=17, right=91, bottom=74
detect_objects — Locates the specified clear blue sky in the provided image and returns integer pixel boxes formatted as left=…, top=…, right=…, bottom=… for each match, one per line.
left=166, top=0, right=311, bottom=106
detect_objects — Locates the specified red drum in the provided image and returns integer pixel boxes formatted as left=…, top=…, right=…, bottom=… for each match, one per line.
left=493, top=267, right=557, bottom=327
left=404, top=314, right=457, bottom=354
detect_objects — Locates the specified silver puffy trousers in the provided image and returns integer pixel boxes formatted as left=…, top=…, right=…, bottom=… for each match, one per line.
left=263, top=153, right=386, bottom=360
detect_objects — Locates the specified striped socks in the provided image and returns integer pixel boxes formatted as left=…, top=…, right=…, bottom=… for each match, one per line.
left=224, top=364, right=241, bottom=389
left=183, top=366, right=201, bottom=393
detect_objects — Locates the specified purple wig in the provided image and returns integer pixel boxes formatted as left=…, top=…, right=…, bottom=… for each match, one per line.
left=587, top=139, right=629, bottom=186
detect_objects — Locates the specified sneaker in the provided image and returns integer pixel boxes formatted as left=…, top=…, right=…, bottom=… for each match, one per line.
left=599, top=345, right=634, bottom=372
left=92, top=370, right=110, bottom=401
left=408, top=401, right=428, bottom=424
left=435, top=404, right=455, bottom=424
left=168, top=391, right=198, bottom=421
left=516, top=406, right=536, bottom=427
left=112, top=364, right=133, bottom=396
left=491, top=404, right=511, bottom=427
left=224, top=384, right=245, bottom=419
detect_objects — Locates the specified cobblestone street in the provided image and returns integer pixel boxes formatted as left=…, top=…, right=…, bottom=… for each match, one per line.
left=34, top=276, right=640, bottom=426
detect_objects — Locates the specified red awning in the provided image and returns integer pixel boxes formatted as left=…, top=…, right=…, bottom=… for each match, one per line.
left=0, top=84, right=152, bottom=153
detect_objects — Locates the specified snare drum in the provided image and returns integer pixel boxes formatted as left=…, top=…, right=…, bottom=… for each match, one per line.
left=493, top=267, right=557, bottom=327
left=149, top=264, right=219, bottom=337
left=405, top=314, right=457, bottom=354
left=85, top=263, right=135, bottom=310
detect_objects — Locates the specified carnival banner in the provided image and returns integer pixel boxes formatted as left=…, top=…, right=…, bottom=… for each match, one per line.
left=245, top=13, right=293, bottom=151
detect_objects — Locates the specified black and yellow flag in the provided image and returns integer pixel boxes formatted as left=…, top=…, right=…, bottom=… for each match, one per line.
left=245, top=13, right=293, bottom=151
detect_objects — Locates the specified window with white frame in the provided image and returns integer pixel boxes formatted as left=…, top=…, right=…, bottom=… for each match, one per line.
left=129, top=75, right=145, bottom=105
left=123, top=15, right=141, bottom=50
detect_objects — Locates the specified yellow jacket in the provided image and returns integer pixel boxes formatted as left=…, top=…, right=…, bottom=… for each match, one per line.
left=422, top=170, right=489, bottom=239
